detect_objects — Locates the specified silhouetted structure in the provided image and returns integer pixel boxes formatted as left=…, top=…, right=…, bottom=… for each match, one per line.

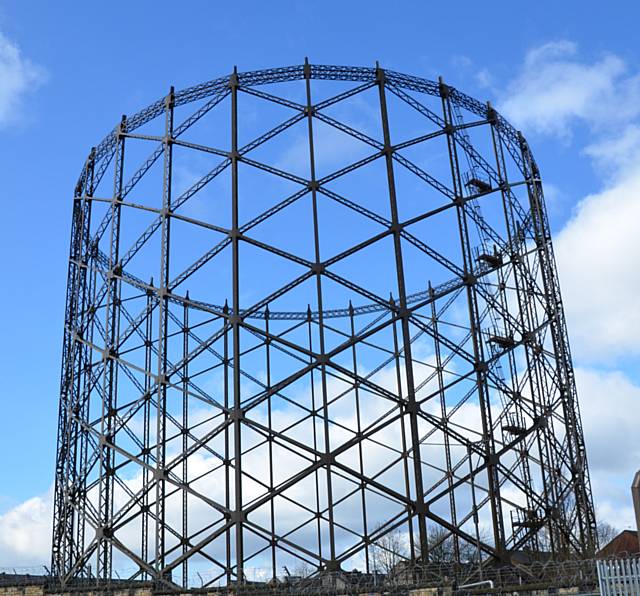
left=52, top=62, right=597, bottom=590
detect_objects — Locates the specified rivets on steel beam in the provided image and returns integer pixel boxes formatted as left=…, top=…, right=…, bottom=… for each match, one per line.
left=413, top=502, right=427, bottom=515
left=438, top=76, right=450, bottom=99
left=486, top=453, right=500, bottom=466
left=229, top=409, right=244, bottom=422
left=154, top=466, right=168, bottom=480
left=228, top=314, right=242, bottom=325
left=486, top=102, right=498, bottom=124
left=463, top=272, right=477, bottom=286
left=474, top=361, right=488, bottom=373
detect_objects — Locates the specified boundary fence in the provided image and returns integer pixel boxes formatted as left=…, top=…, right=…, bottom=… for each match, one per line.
left=597, top=557, right=640, bottom=595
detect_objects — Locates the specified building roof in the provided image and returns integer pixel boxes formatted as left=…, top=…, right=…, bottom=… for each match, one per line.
left=597, top=530, right=640, bottom=558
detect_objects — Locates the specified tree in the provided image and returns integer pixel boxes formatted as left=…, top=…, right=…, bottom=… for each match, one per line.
left=596, top=521, right=619, bottom=548
left=426, top=527, right=456, bottom=564
left=425, top=527, right=485, bottom=565
left=370, top=526, right=410, bottom=575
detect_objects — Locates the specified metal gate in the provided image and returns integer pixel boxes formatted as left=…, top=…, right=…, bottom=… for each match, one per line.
left=598, top=558, right=640, bottom=595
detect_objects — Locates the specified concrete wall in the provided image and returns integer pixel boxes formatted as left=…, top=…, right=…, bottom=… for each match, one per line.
left=0, top=587, right=44, bottom=596
left=0, top=589, right=154, bottom=596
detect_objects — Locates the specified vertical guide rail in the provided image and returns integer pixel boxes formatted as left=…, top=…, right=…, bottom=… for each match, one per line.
left=376, top=65, right=429, bottom=559
left=307, top=307, right=323, bottom=568
left=429, top=283, right=460, bottom=563
left=391, top=296, right=416, bottom=561
left=467, top=444, right=483, bottom=578
left=439, top=80, right=506, bottom=558
left=71, top=151, right=94, bottom=578
left=518, top=134, right=597, bottom=554
left=229, top=68, right=244, bottom=582
left=488, top=110, right=543, bottom=553
left=181, top=293, right=189, bottom=586
left=99, top=115, right=127, bottom=581
left=348, top=302, right=369, bottom=572
left=142, top=281, right=154, bottom=574
left=52, top=146, right=96, bottom=580
left=223, top=301, right=231, bottom=585
left=76, top=188, right=96, bottom=578
left=75, top=150, right=96, bottom=576
left=265, top=307, right=276, bottom=580
left=155, top=87, right=175, bottom=581
left=304, top=59, right=338, bottom=570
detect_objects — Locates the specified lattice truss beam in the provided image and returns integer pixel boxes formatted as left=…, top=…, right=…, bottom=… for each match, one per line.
left=52, top=62, right=596, bottom=589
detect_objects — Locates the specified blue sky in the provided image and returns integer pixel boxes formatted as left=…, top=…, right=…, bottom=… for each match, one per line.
left=1, top=0, right=640, bottom=567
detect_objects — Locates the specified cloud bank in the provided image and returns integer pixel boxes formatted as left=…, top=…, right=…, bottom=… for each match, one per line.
left=0, top=31, right=45, bottom=128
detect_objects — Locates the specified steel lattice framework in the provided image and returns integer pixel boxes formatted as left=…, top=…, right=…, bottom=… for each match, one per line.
left=52, top=62, right=597, bottom=590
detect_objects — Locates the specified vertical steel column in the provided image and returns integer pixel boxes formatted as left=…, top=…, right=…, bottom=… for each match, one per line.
left=521, top=148, right=572, bottom=556
left=348, top=302, right=369, bottom=572
left=438, top=79, right=506, bottom=558
left=376, top=65, right=428, bottom=559
left=99, top=114, right=126, bottom=580
left=229, top=68, right=245, bottom=581
left=390, top=295, right=416, bottom=561
left=142, top=280, right=154, bottom=574
left=429, top=283, right=460, bottom=563
left=265, top=306, right=277, bottom=579
left=467, top=444, right=483, bottom=575
left=487, top=112, right=548, bottom=553
left=307, top=306, right=323, bottom=568
left=75, top=150, right=96, bottom=577
left=182, top=293, right=189, bottom=586
left=518, top=133, right=597, bottom=554
left=155, top=87, right=175, bottom=580
left=53, top=145, right=96, bottom=579
left=304, top=60, right=337, bottom=569
left=222, top=301, right=232, bottom=584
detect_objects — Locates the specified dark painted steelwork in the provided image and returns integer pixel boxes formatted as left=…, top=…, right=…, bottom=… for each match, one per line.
left=52, top=62, right=597, bottom=590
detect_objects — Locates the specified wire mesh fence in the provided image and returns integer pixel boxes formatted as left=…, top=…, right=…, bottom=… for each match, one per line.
left=0, top=557, right=606, bottom=594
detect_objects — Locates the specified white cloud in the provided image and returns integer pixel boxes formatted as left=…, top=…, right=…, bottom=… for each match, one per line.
left=0, top=32, right=45, bottom=128
left=577, top=367, right=640, bottom=529
left=275, top=117, right=370, bottom=178
left=499, top=40, right=640, bottom=138
left=497, top=41, right=640, bottom=361
left=475, top=68, right=493, bottom=90
left=555, top=164, right=640, bottom=361
left=0, top=486, right=52, bottom=567
left=584, top=124, right=640, bottom=179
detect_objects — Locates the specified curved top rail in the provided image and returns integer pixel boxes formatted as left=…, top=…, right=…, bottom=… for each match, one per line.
left=76, top=63, right=535, bottom=192
left=80, top=63, right=537, bottom=321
